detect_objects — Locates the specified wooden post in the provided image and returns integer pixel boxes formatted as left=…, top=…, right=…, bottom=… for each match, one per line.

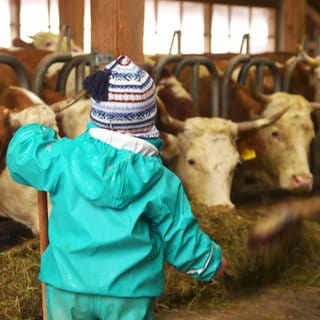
left=58, top=0, right=85, bottom=48
left=280, top=0, right=307, bottom=51
left=90, top=0, right=145, bottom=64
left=9, top=0, right=21, bottom=42
left=38, top=191, right=49, bottom=320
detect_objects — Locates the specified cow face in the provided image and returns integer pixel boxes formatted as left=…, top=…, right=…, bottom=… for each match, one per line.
left=29, top=31, right=83, bottom=53
left=163, top=117, right=239, bottom=209
left=247, top=92, right=314, bottom=191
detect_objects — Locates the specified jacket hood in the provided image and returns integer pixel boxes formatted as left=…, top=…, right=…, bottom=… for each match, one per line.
left=68, top=128, right=164, bottom=208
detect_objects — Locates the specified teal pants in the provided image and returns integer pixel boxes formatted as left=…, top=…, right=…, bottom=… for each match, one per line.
left=45, top=284, right=154, bottom=320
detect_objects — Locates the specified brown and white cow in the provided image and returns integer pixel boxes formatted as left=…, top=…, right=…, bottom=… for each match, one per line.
left=168, top=52, right=320, bottom=193
left=287, top=45, right=320, bottom=102
left=13, top=30, right=83, bottom=53
left=0, top=78, right=290, bottom=234
left=230, top=80, right=320, bottom=192
left=157, top=74, right=290, bottom=209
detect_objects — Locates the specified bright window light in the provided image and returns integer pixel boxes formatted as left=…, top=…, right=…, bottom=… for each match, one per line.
left=181, top=2, right=204, bottom=53
left=0, top=0, right=11, bottom=47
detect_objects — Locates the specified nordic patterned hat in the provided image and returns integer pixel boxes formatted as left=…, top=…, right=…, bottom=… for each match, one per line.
left=83, top=55, right=159, bottom=139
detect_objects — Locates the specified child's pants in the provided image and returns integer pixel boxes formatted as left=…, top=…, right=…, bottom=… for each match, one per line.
left=45, top=284, right=154, bottom=320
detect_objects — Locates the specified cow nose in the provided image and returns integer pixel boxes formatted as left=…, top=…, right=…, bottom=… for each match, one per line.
left=291, top=174, right=313, bottom=191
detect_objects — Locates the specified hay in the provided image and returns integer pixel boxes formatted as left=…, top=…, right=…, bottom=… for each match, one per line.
left=156, top=203, right=320, bottom=309
left=1, top=203, right=320, bottom=319
left=0, top=238, right=42, bottom=320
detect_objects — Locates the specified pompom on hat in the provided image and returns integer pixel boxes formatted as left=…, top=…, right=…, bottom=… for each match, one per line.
left=83, top=55, right=159, bottom=139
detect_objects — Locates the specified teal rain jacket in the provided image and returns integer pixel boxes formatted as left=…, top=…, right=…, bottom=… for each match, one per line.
left=6, top=123, right=222, bottom=298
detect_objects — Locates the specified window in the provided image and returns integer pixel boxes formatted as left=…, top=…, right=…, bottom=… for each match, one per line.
left=0, top=0, right=90, bottom=51
left=0, top=0, right=276, bottom=54
left=144, top=0, right=276, bottom=54
left=0, top=0, right=11, bottom=47
left=20, top=0, right=59, bottom=42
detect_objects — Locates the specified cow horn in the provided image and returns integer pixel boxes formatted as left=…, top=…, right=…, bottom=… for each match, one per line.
left=156, top=95, right=185, bottom=134
left=249, top=76, right=272, bottom=104
left=49, top=89, right=87, bottom=113
left=237, top=104, right=291, bottom=132
left=297, top=44, right=320, bottom=66
left=309, top=101, right=320, bottom=110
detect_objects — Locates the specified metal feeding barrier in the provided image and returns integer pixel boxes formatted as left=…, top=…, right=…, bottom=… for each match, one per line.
left=32, top=52, right=73, bottom=97
left=220, top=54, right=251, bottom=119
left=173, top=56, right=221, bottom=117
left=55, top=52, right=113, bottom=95
left=152, top=55, right=184, bottom=85
left=153, top=55, right=221, bottom=117
left=237, top=57, right=282, bottom=91
left=32, top=51, right=114, bottom=97
left=0, top=53, right=30, bottom=89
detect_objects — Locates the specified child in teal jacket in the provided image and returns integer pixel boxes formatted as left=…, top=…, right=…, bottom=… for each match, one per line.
left=6, top=55, right=227, bottom=320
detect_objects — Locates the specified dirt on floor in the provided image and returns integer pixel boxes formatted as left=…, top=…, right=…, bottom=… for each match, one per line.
left=155, top=285, right=320, bottom=320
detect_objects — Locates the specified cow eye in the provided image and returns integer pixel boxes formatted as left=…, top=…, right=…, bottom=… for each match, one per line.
left=271, top=130, right=279, bottom=138
left=45, top=40, right=53, bottom=47
left=187, top=159, right=196, bottom=166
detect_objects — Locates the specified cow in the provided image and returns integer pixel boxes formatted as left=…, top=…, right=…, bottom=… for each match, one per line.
left=156, top=73, right=291, bottom=209
left=0, top=48, right=67, bottom=101
left=167, top=52, right=320, bottom=193
left=285, top=45, right=320, bottom=102
left=230, top=80, right=320, bottom=193
left=12, top=30, right=83, bottom=53
left=0, top=76, right=290, bottom=234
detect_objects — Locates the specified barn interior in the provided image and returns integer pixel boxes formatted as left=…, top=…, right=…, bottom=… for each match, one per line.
left=1, top=1, right=320, bottom=320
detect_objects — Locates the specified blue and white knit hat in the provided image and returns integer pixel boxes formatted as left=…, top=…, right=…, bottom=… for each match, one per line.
left=83, top=55, right=159, bottom=139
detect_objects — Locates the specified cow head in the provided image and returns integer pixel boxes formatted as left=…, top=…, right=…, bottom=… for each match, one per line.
left=237, top=81, right=318, bottom=192
left=29, top=31, right=83, bottom=53
left=157, top=95, right=289, bottom=209
left=286, top=45, right=320, bottom=101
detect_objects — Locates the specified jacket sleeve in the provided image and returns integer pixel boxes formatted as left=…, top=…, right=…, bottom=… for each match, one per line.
left=149, top=172, right=222, bottom=282
left=6, top=123, right=62, bottom=193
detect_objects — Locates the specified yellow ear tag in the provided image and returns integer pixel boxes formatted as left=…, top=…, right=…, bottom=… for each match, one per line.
left=241, top=148, right=256, bottom=161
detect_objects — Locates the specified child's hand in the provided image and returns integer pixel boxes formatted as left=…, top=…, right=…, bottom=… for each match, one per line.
left=212, top=256, right=227, bottom=283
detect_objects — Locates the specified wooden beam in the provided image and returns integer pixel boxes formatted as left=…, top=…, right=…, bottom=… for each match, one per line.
left=59, top=0, right=84, bottom=48
left=90, top=0, right=145, bottom=64
left=280, top=0, right=306, bottom=51
left=9, top=0, right=21, bottom=42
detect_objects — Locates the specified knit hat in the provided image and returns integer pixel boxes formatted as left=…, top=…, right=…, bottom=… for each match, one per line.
left=83, top=55, right=159, bottom=139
